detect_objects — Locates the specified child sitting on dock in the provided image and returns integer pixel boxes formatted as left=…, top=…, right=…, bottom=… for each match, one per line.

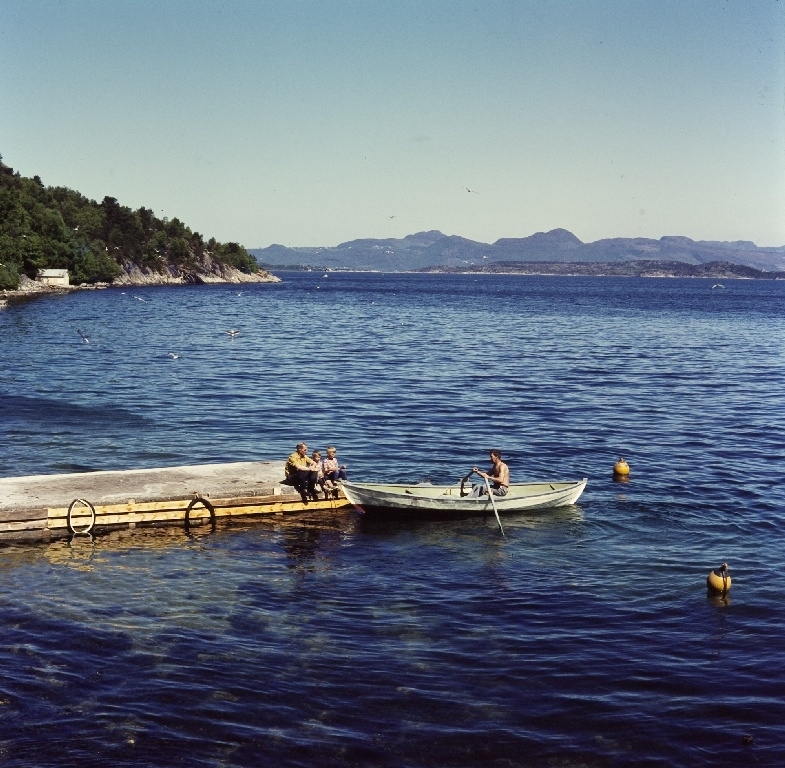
left=310, top=450, right=329, bottom=499
left=322, top=446, right=347, bottom=498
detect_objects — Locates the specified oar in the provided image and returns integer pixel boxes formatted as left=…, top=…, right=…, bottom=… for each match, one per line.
left=483, top=475, right=506, bottom=538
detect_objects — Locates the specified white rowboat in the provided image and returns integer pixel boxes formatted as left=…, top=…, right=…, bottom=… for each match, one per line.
left=341, top=478, right=587, bottom=516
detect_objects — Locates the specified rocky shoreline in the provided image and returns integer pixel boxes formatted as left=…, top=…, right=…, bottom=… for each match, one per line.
left=0, top=264, right=281, bottom=309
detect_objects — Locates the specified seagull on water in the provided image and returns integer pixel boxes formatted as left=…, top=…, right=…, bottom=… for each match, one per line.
left=77, top=329, right=90, bottom=343
left=225, top=329, right=240, bottom=337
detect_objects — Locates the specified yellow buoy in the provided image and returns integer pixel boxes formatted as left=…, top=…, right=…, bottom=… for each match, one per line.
left=613, top=457, right=630, bottom=477
left=707, top=563, right=731, bottom=593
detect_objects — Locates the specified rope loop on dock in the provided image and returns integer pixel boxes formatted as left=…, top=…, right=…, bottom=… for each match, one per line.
left=67, top=498, right=96, bottom=535
left=184, top=496, right=216, bottom=531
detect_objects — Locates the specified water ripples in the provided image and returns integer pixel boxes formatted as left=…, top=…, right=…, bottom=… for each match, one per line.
left=1, top=274, right=784, bottom=766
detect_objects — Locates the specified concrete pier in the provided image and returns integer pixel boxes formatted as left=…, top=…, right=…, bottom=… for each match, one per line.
left=0, top=461, right=351, bottom=542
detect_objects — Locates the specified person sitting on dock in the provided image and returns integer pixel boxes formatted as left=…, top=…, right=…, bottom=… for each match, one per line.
left=322, top=446, right=347, bottom=498
left=285, top=442, right=319, bottom=503
left=310, top=449, right=329, bottom=500
left=471, top=449, right=509, bottom=497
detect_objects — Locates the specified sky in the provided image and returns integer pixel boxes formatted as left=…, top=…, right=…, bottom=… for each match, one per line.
left=1, top=0, right=784, bottom=248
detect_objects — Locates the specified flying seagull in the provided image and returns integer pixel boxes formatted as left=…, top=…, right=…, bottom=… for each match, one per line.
left=168, top=353, right=179, bottom=359
left=133, top=295, right=148, bottom=302
left=77, top=329, right=89, bottom=343
left=225, top=329, right=240, bottom=337
left=465, top=187, right=479, bottom=194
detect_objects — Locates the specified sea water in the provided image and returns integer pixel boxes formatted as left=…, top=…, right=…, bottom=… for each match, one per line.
left=0, top=272, right=783, bottom=767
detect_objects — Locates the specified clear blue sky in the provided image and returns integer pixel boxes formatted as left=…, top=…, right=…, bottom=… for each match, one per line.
left=2, top=0, right=783, bottom=247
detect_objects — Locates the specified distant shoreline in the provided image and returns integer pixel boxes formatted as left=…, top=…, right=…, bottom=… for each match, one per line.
left=0, top=269, right=280, bottom=309
left=419, top=260, right=785, bottom=280
left=264, top=261, right=785, bottom=280
left=4, top=264, right=782, bottom=310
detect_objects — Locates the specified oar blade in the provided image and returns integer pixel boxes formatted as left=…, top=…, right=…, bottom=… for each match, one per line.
left=484, top=476, right=506, bottom=537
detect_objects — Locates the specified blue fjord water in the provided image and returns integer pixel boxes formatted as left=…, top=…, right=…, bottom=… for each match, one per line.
left=0, top=272, right=784, bottom=767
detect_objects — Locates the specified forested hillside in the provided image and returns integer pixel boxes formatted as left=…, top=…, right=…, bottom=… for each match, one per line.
left=0, top=156, right=258, bottom=290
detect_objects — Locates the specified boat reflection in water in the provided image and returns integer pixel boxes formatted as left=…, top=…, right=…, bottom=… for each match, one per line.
left=355, top=502, right=585, bottom=538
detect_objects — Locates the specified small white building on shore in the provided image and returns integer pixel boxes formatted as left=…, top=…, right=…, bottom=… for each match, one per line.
left=38, top=269, right=70, bottom=287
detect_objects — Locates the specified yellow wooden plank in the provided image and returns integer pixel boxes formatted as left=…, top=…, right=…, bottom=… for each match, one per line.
left=46, top=493, right=304, bottom=519
left=48, top=504, right=186, bottom=521
left=209, top=494, right=298, bottom=506
left=50, top=510, right=189, bottom=529
left=47, top=498, right=351, bottom=529
left=48, top=499, right=196, bottom=518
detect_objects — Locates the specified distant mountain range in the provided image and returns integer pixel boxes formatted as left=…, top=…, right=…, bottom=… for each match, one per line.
left=251, top=229, right=785, bottom=272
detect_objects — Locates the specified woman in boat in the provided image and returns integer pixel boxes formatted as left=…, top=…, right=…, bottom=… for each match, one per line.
left=471, top=449, right=509, bottom=496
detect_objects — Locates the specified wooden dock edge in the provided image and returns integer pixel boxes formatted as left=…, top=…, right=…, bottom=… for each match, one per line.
left=0, top=492, right=353, bottom=544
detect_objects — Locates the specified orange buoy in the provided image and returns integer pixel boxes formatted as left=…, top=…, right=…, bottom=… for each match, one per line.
left=613, top=457, right=630, bottom=477
left=707, top=563, right=731, bottom=594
